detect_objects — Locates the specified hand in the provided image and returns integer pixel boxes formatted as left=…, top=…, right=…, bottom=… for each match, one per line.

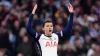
left=32, top=4, right=37, bottom=14
left=68, top=3, right=74, bottom=13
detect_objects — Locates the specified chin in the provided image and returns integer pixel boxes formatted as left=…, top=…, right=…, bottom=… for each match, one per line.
left=48, top=32, right=52, bottom=34
left=48, top=32, right=52, bottom=35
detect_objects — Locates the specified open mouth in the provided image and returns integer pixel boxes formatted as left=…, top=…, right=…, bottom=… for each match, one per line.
left=49, top=30, right=52, bottom=32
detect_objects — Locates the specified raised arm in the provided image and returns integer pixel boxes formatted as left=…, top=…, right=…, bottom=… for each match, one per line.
left=26, top=4, right=40, bottom=40
left=57, top=3, right=74, bottom=38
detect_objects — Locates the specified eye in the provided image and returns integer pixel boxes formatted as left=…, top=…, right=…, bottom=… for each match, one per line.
left=50, top=25, right=53, bottom=27
left=46, top=25, right=49, bottom=27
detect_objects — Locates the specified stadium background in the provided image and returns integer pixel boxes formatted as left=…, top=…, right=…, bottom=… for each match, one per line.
left=0, top=0, right=100, bottom=56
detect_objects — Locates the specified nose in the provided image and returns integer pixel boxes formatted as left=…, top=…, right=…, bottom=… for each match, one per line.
left=49, top=28, right=51, bottom=29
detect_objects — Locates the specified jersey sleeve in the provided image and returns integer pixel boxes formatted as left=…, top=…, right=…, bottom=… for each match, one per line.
left=57, top=13, right=74, bottom=39
left=26, top=14, right=41, bottom=40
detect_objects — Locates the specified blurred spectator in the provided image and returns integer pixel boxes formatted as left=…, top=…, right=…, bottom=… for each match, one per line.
left=87, top=43, right=96, bottom=56
left=95, top=0, right=100, bottom=19
left=40, top=8, right=50, bottom=22
left=96, top=35, right=100, bottom=42
left=0, top=5, right=3, bottom=24
left=57, top=44, right=63, bottom=56
left=62, top=42, right=77, bottom=56
left=83, top=34, right=92, bottom=53
left=8, top=29, right=16, bottom=56
left=0, top=21, right=10, bottom=56
left=74, top=39, right=86, bottom=56
left=87, top=13, right=98, bottom=22
left=77, top=14, right=89, bottom=27
left=73, top=0, right=80, bottom=7
left=87, top=42, right=100, bottom=56
left=72, top=24, right=82, bottom=33
left=17, top=35, right=32, bottom=56
left=17, top=53, right=23, bottom=56
left=55, top=7, right=68, bottom=20
left=16, top=27, right=26, bottom=46
left=0, top=0, right=12, bottom=9
left=70, top=30, right=84, bottom=44
left=55, top=18, right=63, bottom=32
left=44, top=0, right=57, bottom=18
left=33, top=14, right=42, bottom=27
left=20, top=11, right=29, bottom=27
left=12, top=20, right=20, bottom=37
left=35, top=25, right=42, bottom=33
left=5, top=9, right=18, bottom=29
left=89, top=22, right=100, bottom=42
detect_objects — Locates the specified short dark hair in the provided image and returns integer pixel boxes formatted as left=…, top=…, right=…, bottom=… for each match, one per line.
left=42, top=19, right=53, bottom=27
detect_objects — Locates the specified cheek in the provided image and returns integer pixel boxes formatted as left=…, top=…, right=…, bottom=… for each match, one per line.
left=43, top=27, right=48, bottom=30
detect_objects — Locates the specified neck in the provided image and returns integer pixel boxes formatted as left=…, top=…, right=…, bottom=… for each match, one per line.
left=44, top=33, right=52, bottom=37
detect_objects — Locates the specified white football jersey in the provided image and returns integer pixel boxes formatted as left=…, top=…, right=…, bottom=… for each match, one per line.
left=38, top=33, right=59, bottom=56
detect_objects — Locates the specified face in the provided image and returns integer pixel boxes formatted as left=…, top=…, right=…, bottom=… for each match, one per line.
left=75, top=39, right=82, bottom=47
left=94, top=23, right=99, bottom=30
left=75, top=32, right=80, bottom=38
left=43, top=22, right=53, bottom=36
left=85, top=34, right=91, bottom=42
left=23, top=36, right=28, bottom=43
left=95, top=45, right=100, bottom=52
left=19, top=28, right=26, bottom=37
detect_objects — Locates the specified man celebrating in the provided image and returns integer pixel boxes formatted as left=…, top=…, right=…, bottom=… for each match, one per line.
left=26, top=3, right=74, bottom=56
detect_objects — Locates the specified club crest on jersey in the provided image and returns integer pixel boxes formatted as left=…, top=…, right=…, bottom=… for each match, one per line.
left=49, top=38, right=52, bottom=41
left=45, top=41, right=57, bottom=47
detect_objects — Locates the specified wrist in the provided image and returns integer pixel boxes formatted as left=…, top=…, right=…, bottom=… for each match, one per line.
left=32, top=11, right=35, bottom=14
left=32, top=9, right=36, bottom=14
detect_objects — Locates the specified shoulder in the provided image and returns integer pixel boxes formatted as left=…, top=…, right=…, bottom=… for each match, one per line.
left=39, top=34, right=44, bottom=37
left=52, top=33, right=58, bottom=37
left=87, top=49, right=95, bottom=56
left=88, top=49, right=94, bottom=53
left=70, top=36, right=75, bottom=39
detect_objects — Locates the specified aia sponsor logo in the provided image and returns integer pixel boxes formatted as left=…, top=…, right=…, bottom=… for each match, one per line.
left=45, top=41, right=57, bottom=47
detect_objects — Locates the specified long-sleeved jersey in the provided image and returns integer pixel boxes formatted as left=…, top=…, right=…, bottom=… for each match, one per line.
left=26, top=13, right=74, bottom=56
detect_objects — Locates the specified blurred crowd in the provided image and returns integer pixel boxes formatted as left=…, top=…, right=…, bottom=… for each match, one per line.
left=0, top=0, right=100, bottom=56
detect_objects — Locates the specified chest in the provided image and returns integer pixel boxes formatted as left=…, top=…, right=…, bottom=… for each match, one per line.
left=39, top=34, right=59, bottom=47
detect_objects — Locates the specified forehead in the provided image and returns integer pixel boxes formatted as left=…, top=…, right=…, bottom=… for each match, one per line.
left=44, top=22, right=53, bottom=26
